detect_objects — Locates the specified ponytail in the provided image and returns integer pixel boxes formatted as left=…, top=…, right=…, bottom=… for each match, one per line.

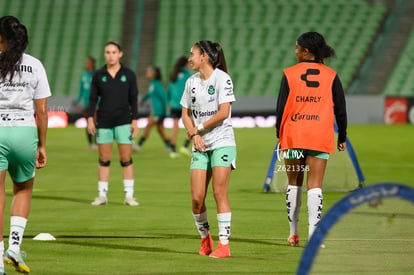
left=297, top=32, right=335, bottom=63
left=196, top=40, right=228, bottom=73
left=0, top=16, right=28, bottom=80
left=170, top=56, right=188, bottom=82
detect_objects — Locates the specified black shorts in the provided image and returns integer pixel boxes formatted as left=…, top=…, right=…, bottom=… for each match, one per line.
left=169, top=109, right=182, bottom=119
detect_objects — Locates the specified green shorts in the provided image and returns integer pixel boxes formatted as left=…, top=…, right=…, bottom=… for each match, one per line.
left=96, top=124, right=133, bottom=144
left=282, top=148, right=329, bottom=160
left=0, top=127, right=38, bottom=182
left=190, top=146, right=236, bottom=171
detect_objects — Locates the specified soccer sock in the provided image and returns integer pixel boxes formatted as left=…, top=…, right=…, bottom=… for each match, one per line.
left=307, top=188, right=323, bottom=238
left=164, top=139, right=171, bottom=149
left=0, top=240, right=4, bottom=266
left=286, top=185, right=302, bottom=237
left=183, top=139, right=191, bottom=148
left=192, top=211, right=210, bottom=238
left=171, top=144, right=176, bottom=152
left=217, top=212, right=231, bottom=245
left=98, top=181, right=108, bottom=197
left=123, top=179, right=134, bottom=198
left=9, top=216, right=27, bottom=253
left=138, top=137, right=146, bottom=146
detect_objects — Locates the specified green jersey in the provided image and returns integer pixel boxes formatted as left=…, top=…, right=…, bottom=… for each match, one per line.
left=142, top=79, right=168, bottom=117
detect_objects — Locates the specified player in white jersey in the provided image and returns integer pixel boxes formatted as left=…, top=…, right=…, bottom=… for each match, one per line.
left=180, top=40, right=236, bottom=258
left=0, top=16, right=51, bottom=274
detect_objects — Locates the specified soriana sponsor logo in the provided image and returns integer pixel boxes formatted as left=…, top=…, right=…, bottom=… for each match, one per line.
left=384, top=97, right=407, bottom=124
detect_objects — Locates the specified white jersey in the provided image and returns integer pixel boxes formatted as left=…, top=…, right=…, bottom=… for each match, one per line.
left=180, top=68, right=236, bottom=150
left=0, top=53, right=51, bottom=127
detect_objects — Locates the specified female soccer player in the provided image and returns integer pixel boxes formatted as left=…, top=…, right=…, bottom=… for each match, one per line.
left=75, top=56, right=96, bottom=150
left=134, top=66, right=170, bottom=152
left=0, top=16, right=51, bottom=274
left=87, top=41, right=139, bottom=206
left=181, top=40, right=236, bottom=258
left=275, top=32, right=347, bottom=246
left=167, top=56, right=192, bottom=158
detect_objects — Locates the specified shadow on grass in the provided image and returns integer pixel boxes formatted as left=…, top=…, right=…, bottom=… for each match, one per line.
left=23, top=233, right=292, bottom=255
left=32, top=194, right=126, bottom=205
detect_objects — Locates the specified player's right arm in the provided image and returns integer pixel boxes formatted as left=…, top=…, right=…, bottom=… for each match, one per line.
left=87, top=74, right=99, bottom=135
left=275, top=74, right=289, bottom=138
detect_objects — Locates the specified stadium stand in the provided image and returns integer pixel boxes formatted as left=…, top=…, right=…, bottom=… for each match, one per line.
left=3, top=0, right=412, bottom=100
left=383, top=28, right=414, bottom=96
left=154, top=0, right=387, bottom=96
left=0, top=0, right=125, bottom=96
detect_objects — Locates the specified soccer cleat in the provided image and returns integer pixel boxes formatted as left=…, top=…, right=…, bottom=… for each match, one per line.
left=4, top=249, right=30, bottom=274
left=287, top=235, right=299, bottom=246
left=91, top=196, right=107, bottom=206
left=169, top=152, right=180, bottom=159
left=132, top=144, right=141, bottom=152
left=88, top=144, right=98, bottom=151
left=179, top=146, right=191, bottom=157
left=124, top=197, right=139, bottom=206
left=198, top=234, right=213, bottom=256
left=209, top=242, right=231, bottom=258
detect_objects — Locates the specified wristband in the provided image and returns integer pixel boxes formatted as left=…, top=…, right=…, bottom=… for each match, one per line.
left=197, top=123, right=205, bottom=132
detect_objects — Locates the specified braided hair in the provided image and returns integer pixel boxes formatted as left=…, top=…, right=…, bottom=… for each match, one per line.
left=0, top=16, right=29, bottom=81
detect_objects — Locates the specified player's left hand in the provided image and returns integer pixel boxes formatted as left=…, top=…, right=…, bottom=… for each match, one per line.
left=337, top=141, right=346, bottom=151
left=193, top=135, right=206, bottom=152
left=131, top=120, right=139, bottom=137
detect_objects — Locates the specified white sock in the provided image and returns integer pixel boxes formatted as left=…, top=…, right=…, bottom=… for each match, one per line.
left=217, top=212, right=231, bottom=245
left=0, top=240, right=4, bottom=267
left=123, top=179, right=134, bottom=198
left=307, top=188, right=323, bottom=238
left=9, top=216, right=27, bottom=253
left=98, top=181, right=108, bottom=197
left=286, top=185, right=302, bottom=237
left=192, top=211, right=209, bottom=238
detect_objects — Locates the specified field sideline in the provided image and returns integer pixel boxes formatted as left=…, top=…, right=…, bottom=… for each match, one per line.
left=2, top=124, right=413, bottom=274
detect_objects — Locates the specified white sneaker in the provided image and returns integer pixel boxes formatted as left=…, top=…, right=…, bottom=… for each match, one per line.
left=179, top=146, right=191, bottom=157
left=132, top=144, right=141, bottom=152
left=124, top=197, right=139, bottom=206
left=91, top=196, right=107, bottom=206
left=89, top=144, right=98, bottom=151
left=169, top=152, right=180, bottom=159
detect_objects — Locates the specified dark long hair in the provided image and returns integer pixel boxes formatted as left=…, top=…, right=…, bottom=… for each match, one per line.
left=0, top=16, right=29, bottom=80
left=150, top=66, right=162, bottom=81
left=169, top=56, right=188, bottom=82
left=105, top=41, right=122, bottom=51
left=195, top=40, right=228, bottom=73
left=297, top=32, right=335, bottom=63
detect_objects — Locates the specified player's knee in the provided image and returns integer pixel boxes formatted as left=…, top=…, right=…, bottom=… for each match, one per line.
left=120, top=159, right=133, bottom=167
left=99, top=159, right=111, bottom=167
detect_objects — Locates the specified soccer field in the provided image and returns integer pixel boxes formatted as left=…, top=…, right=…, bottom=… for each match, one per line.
left=3, top=124, right=413, bottom=274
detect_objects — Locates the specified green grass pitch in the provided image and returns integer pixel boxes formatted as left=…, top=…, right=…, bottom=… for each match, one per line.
left=2, top=124, right=413, bottom=274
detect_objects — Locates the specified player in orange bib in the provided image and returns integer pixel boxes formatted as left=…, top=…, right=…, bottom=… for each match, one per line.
left=275, top=32, right=347, bottom=246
